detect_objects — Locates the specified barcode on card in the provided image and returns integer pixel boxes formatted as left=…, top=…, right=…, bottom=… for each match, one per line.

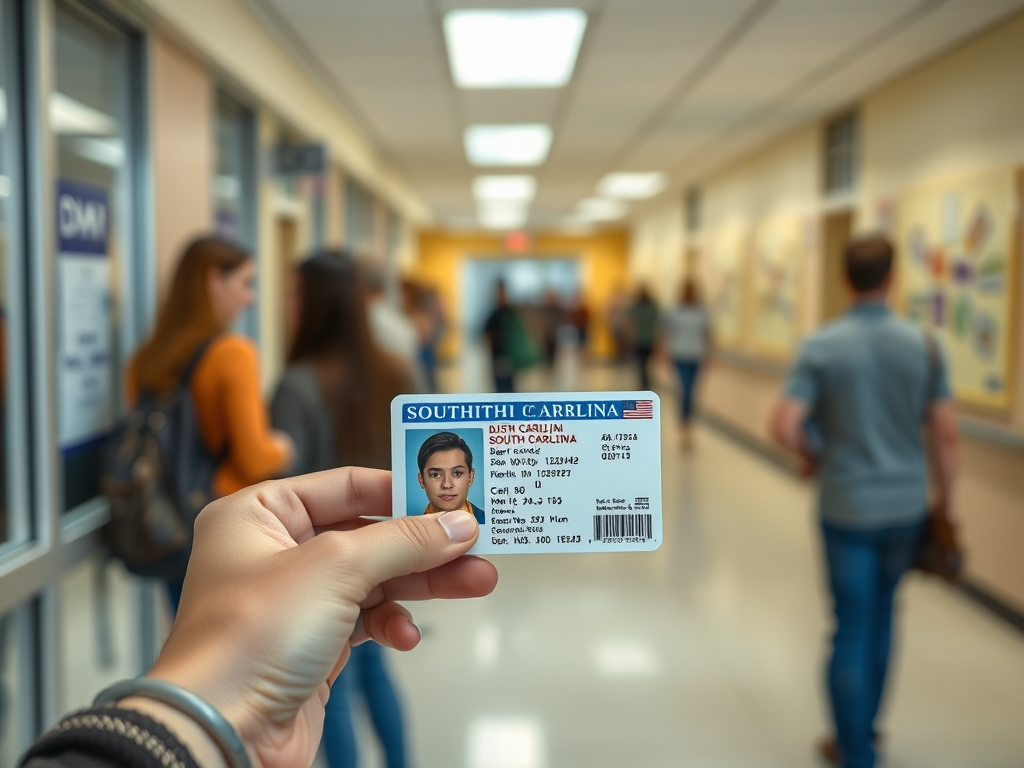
left=593, top=513, right=653, bottom=541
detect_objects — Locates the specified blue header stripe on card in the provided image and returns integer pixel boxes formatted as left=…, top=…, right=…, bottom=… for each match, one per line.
left=401, top=400, right=648, bottom=422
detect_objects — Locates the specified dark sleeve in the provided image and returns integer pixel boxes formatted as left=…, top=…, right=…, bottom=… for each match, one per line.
left=271, top=370, right=313, bottom=478
left=19, top=707, right=200, bottom=768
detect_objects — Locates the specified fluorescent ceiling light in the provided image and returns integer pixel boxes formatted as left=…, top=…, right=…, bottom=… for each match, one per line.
left=598, top=172, right=668, bottom=199
left=592, top=641, right=660, bottom=677
left=51, top=92, right=117, bottom=135
left=473, top=175, right=537, bottom=202
left=445, top=9, right=587, bottom=89
left=477, top=202, right=529, bottom=230
left=465, top=125, right=552, bottom=167
left=577, top=197, right=627, bottom=221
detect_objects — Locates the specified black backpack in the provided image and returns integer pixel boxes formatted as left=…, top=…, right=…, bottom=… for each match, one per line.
left=101, top=337, right=221, bottom=581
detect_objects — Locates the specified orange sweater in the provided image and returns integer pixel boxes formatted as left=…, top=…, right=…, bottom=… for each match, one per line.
left=130, top=334, right=287, bottom=497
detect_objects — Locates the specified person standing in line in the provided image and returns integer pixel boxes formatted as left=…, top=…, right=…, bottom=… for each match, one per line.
left=363, top=260, right=428, bottom=392
left=130, top=236, right=294, bottom=613
left=628, top=286, right=659, bottom=390
left=660, top=278, right=712, bottom=449
left=272, top=250, right=414, bottom=768
left=769, top=235, right=959, bottom=768
left=483, top=281, right=518, bottom=393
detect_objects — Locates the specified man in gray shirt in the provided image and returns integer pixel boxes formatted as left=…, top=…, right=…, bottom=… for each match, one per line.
left=770, top=235, right=958, bottom=768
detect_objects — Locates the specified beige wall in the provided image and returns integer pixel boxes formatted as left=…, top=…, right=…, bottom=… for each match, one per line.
left=150, top=34, right=212, bottom=292
left=857, top=12, right=1024, bottom=435
left=138, top=0, right=429, bottom=226
left=630, top=11, right=1024, bottom=613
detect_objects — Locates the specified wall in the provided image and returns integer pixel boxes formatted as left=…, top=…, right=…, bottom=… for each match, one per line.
left=150, top=33, right=212, bottom=292
left=629, top=11, right=1024, bottom=613
left=416, top=230, right=630, bottom=360
left=138, top=0, right=429, bottom=226
left=857, top=11, right=1024, bottom=435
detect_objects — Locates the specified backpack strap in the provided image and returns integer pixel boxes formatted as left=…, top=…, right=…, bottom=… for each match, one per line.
left=179, top=334, right=221, bottom=389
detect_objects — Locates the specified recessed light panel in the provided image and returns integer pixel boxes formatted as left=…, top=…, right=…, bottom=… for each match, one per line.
left=598, top=172, right=668, bottom=199
left=577, top=197, right=627, bottom=221
left=465, top=125, right=552, bottom=167
left=477, top=201, right=529, bottom=230
left=445, top=9, right=587, bottom=89
left=473, top=175, right=537, bottom=202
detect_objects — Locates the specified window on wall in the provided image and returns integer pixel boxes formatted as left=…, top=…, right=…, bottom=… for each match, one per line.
left=213, top=90, right=258, bottom=339
left=53, top=1, right=141, bottom=513
left=0, top=1, right=13, bottom=549
left=346, top=176, right=375, bottom=254
left=824, top=112, right=858, bottom=195
left=213, top=91, right=255, bottom=249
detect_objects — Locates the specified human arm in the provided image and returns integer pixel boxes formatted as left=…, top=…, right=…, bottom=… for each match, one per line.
left=215, top=338, right=294, bottom=481
left=21, top=468, right=496, bottom=768
left=926, top=400, right=959, bottom=523
left=769, top=342, right=818, bottom=477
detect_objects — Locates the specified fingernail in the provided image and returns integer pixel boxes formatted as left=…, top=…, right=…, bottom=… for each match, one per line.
left=438, top=510, right=477, bottom=542
left=411, top=622, right=422, bottom=641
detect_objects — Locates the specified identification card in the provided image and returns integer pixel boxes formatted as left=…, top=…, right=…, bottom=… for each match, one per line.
left=391, top=391, right=663, bottom=555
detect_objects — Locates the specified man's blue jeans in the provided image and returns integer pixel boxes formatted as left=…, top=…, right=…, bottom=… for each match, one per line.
left=822, top=519, right=924, bottom=768
left=322, top=641, right=407, bottom=768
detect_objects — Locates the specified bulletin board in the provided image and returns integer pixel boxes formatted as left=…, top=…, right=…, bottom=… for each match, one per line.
left=702, top=222, right=748, bottom=347
left=749, top=214, right=804, bottom=357
left=896, top=167, right=1019, bottom=409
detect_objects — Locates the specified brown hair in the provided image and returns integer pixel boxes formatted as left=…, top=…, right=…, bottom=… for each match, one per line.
left=681, top=279, right=699, bottom=306
left=288, top=250, right=412, bottom=470
left=845, top=235, right=893, bottom=292
left=133, top=236, right=250, bottom=392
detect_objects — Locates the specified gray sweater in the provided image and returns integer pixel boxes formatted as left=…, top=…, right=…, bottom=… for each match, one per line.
left=270, top=364, right=335, bottom=477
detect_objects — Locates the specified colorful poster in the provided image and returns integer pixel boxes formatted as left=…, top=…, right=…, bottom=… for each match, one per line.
left=750, top=214, right=804, bottom=356
left=896, top=168, right=1018, bottom=409
left=702, top=222, right=748, bottom=347
left=56, top=179, right=115, bottom=448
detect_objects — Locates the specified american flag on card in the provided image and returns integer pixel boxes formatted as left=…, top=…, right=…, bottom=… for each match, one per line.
left=622, top=400, right=654, bottom=419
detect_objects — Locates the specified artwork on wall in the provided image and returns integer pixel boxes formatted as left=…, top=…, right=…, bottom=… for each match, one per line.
left=749, top=214, right=805, bottom=356
left=896, top=167, right=1019, bottom=409
left=702, top=221, right=748, bottom=347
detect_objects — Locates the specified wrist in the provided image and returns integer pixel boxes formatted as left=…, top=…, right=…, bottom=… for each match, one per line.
left=118, top=696, right=228, bottom=768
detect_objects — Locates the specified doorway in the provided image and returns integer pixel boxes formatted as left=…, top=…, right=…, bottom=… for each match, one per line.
left=822, top=211, right=853, bottom=322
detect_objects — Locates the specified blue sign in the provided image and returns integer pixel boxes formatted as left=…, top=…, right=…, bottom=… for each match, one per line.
left=57, top=179, right=109, bottom=255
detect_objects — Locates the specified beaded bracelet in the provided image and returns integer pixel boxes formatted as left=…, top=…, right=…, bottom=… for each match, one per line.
left=94, top=679, right=251, bottom=768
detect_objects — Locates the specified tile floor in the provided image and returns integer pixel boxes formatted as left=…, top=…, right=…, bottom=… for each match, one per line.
left=337, top=357, right=1024, bottom=768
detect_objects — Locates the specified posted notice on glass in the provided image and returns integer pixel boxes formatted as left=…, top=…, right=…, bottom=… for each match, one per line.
left=391, top=392, right=663, bottom=555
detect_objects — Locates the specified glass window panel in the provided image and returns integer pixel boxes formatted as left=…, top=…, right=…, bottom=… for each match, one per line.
left=58, top=555, right=141, bottom=712
left=0, top=604, right=35, bottom=764
left=53, top=3, right=134, bottom=513
left=0, top=2, right=11, bottom=546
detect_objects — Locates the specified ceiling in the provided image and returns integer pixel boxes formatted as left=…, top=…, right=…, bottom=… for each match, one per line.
left=255, top=0, right=1024, bottom=228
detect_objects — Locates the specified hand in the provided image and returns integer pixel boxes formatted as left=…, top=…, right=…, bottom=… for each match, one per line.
left=145, top=468, right=497, bottom=768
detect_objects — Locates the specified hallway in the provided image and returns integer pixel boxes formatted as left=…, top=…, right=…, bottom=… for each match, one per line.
left=363, top=366, right=1024, bottom=768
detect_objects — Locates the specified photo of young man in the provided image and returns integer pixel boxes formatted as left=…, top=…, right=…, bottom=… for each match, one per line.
left=416, top=431, right=485, bottom=523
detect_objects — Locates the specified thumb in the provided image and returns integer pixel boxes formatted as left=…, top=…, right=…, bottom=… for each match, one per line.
left=336, top=510, right=480, bottom=588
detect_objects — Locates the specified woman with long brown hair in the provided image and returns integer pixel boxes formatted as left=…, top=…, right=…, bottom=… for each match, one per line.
left=271, top=249, right=413, bottom=768
left=131, top=237, right=294, bottom=608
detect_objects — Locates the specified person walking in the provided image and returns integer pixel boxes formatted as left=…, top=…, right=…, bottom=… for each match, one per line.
left=628, top=286, right=659, bottom=390
left=271, top=250, right=414, bottom=768
left=483, top=282, right=520, bottom=393
left=661, top=279, right=712, bottom=449
left=769, top=235, right=959, bottom=768
left=129, top=236, right=294, bottom=613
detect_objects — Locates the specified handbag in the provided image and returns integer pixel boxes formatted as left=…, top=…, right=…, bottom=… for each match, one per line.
left=915, top=332, right=964, bottom=583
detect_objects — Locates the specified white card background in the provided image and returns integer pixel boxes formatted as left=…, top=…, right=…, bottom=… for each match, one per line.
left=392, top=391, right=663, bottom=555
